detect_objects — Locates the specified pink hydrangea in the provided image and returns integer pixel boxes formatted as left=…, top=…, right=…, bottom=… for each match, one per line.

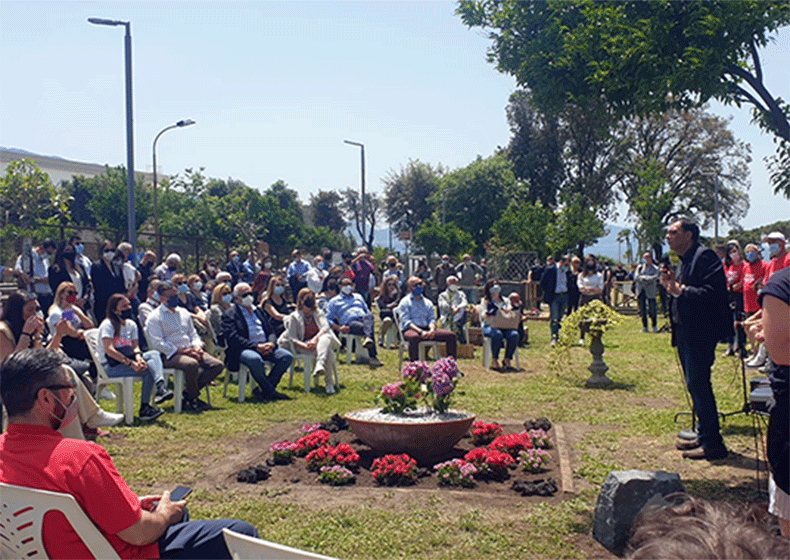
left=431, top=370, right=453, bottom=397
left=401, top=361, right=431, bottom=382
left=381, top=382, right=405, bottom=399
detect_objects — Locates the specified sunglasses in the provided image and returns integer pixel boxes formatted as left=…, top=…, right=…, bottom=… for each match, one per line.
left=65, top=291, right=77, bottom=296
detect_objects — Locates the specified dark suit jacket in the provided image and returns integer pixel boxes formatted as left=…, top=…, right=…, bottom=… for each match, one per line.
left=222, top=303, right=276, bottom=372
left=540, top=265, right=572, bottom=305
left=670, top=243, right=733, bottom=347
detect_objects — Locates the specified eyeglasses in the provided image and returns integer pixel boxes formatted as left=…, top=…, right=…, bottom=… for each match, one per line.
left=42, top=381, right=77, bottom=392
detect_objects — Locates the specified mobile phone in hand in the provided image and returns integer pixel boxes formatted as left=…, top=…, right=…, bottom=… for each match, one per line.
left=170, top=486, right=192, bottom=501
left=62, top=309, right=74, bottom=322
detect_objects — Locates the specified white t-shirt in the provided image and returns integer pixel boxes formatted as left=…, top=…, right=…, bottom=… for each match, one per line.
left=97, top=318, right=138, bottom=365
left=46, top=305, right=81, bottom=333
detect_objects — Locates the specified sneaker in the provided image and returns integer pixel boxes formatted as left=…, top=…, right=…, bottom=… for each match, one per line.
left=368, top=357, right=384, bottom=368
left=641, top=327, right=648, bottom=333
left=99, top=386, right=116, bottom=401
left=272, top=391, right=292, bottom=401
left=325, top=384, right=335, bottom=395
left=86, top=409, right=125, bottom=428
left=193, top=397, right=212, bottom=411
left=682, top=445, right=728, bottom=460
left=578, top=339, right=584, bottom=346
left=139, top=404, right=165, bottom=422
left=154, top=387, right=174, bottom=405
left=550, top=339, right=557, bottom=347
left=652, top=326, right=658, bottom=333
left=363, top=337, right=376, bottom=351
left=313, top=366, right=325, bottom=380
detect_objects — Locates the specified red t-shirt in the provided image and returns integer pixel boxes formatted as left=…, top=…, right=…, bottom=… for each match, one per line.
left=726, top=260, right=745, bottom=293
left=765, top=252, right=790, bottom=282
left=742, top=260, right=767, bottom=313
left=0, top=424, right=158, bottom=559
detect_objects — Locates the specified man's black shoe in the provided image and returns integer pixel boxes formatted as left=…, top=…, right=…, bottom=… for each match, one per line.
left=272, top=391, right=292, bottom=401
left=193, top=397, right=212, bottom=411
left=682, top=445, right=728, bottom=460
left=139, top=404, right=165, bottom=422
left=368, top=357, right=384, bottom=368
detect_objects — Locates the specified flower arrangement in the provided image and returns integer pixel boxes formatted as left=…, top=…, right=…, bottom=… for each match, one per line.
left=434, top=458, right=477, bottom=488
left=464, top=447, right=514, bottom=481
left=488, top=432, right=531, bottom=458
left=294, top=429, right=332, bottom=456
left=376, top=357, right=461, bottom=415
left=305, top=443, right=360, bottom=472
left=471, top=421, right=504, bottom=445
left=270, top=440, right=297, bottom=465
left=371, top=453, right=419, bottom=486
left=300, top=422, right=322, bottom=434
left=527, top=428, right=554, bottom=449
left=518, top=448, right=551, bottom=473
left=317, top=465, right=356, bottom=486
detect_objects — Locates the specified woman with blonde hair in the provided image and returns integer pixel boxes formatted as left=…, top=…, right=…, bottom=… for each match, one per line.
left=278, top=288, right=341, bottom=394
left=261, top=275, right=291, bottom=337
left=208, top=282, right=233, bottom=347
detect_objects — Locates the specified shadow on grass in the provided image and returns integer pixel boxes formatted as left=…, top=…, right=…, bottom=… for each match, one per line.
left=683, top=477, right=768, bottom=502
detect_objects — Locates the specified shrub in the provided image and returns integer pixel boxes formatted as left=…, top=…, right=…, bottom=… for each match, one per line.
left=527, top=428, right=554, bottom=449
left=317, top=465, right=355, bottom=486
left=434, top=458, right=477, bottom=488
left=518, top=448, right=551, bottom=473
left=471, top=421, right=504, bottom=446
left=294, top=429, right=331, bottom=456
left=371, top=454, right=419, bottom=486
left=269, top=440, right=297, bottom=465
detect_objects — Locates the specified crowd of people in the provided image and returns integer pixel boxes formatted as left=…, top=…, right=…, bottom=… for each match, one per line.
left=1, top=224, right=788, bottom=554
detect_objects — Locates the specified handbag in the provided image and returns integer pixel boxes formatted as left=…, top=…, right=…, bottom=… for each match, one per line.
left=107, top=345, right=136, bottom=367
left=485, top=305, right=520, bottom=330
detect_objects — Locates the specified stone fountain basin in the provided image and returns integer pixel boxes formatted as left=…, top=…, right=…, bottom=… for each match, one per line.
left=345, top=408, right=476, bottom=463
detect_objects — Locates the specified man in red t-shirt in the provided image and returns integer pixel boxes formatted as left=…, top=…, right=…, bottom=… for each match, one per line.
left=764, top=231, right=790, bottom=282
left=742, top=243, right=767, bottom=315
left=0, top=349, right=258, bottom=559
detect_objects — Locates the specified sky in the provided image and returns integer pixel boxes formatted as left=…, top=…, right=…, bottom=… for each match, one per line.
left=1, top=0, right=788, bottom=237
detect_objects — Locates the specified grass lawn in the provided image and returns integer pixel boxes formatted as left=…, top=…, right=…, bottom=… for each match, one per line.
left=98, top=313, right=767, bottom=559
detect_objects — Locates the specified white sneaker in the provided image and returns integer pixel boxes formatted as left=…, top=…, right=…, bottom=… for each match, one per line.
left=746, top=344, right=767, bottom=368
left=312, top=366, right=325, bottom=380
left=99, top=386, right=116, bottom=401
left=578, top=339, right=584, bottom=346
left=325, top=384, right=335, bottom=395
left=87, top=409, right=124, bottom=428
left=550, top=339, right=557, bottom=347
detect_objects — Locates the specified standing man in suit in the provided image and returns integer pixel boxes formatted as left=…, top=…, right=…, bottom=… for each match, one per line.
left=540, top=255, right=572, bottom=346
left=661, top=217, right=731, bottom=460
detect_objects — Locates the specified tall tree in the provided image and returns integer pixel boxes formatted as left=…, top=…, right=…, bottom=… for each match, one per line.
left=413, top=218, right=475, bottom=258
left=340, top=188, right=381, bottom=250
left=546, top=192, right=606, bottom=257
left=457, top=0, right=790, bottom=192
left=383, top=160, right=443, bottom=233
left=1, top=159, right=69, bottom=232
left=490, top=201, right=553, bottom=257
left=308, top=190, right=346, bottom=233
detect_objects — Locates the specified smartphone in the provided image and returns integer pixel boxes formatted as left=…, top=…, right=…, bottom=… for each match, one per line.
left=170, top=486, right=192, bottom=501
left=62, top=309, right=74, bottom=322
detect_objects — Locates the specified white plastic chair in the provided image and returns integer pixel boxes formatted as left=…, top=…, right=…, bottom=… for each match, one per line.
left=392, top=308, right=439, bottom=370
left=84, top=328, right=139, bottom=425
left=223, top=363, right=258, bottom=403
left=0, top=482, right=120, bottom=559
left=222, top=528, right=336, bottom=560
left=482, top=333, right=521, bottom=371
left=339, top=332, right=368, bottom=364
left=289, top=352, right=315, bottom=392
left=141, top=328, right=207, bottom=412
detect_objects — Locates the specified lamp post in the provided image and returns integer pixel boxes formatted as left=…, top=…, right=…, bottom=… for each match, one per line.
left=153, top=119, right=196, bottom=257
left=343, top=140, right=365, bottom=246
left=88, top=17, right=137, bottom=264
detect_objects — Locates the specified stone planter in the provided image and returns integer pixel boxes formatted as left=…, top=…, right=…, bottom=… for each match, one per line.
left=345, top=409, right=476, bottom=463
left=585, top=329, right=613, bottom=388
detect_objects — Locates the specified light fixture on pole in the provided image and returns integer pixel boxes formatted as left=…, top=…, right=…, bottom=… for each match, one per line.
left=88, top=17, right=137, bottom=264
left=153, top=119, right=196, bottom=257
left=343, top=140, right=366, bottom=246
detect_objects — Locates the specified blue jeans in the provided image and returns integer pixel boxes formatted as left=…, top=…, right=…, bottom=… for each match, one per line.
left=483, top=324, right=519, bottom=360
left=239, top=348, right=293, bottom=397
left=159, top=507, right=259, bottom=559
left=105, top=350, right=164, bottom=407
left=676, top=327, right=724, bottom=449
left=549, top=292, right=568, bottom=339
left=638, top=292, right=657, bottom=329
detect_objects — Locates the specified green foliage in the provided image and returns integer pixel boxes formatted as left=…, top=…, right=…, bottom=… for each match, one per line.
left=550, top=300, right=625, bottom=369
left=1, top=158, right=70, bottom=232
left=339, top=188, right=382, bottom=251
left=413, top=218, right=475, bottom=258
left=768, top=138, right=790, bottom=198
left=491, top=201, right=553, bottom=256
left=383, top=159, right=443, bottom=233
left=546, top=194, right=606, bottom=257
left=308, top=190, right=346, bottom=233
left=434, top=154, right=518, bottom=253
left=726, top=220, right=790, bottom=249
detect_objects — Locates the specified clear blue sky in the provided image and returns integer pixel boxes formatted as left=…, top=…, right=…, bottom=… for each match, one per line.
left=1, top=1, right=788, bottom=235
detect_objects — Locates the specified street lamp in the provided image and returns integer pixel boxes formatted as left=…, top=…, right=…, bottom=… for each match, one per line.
left=343, top=140, right=366, bottom=245
left=153, top=119, right=196, bottom=257
left=88, top=17, right=137, bottom=264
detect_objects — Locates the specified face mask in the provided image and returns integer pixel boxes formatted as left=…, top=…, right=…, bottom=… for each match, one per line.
left=448, top=284, right=458, bottom=293
left=152, top=292, right=160, bottom=302
left=303, top=297, right=315, bottom=309
left=120, top=309, right=133, bottom=320
left=168, top=264, right=178, bottom=271
left=769, top=243, right=781, bottom=256
left=177, top=284, right=189, bottom=294
left=729, top=252, right=741, bottom=262
left=490, top=285, right=501, bottom=296
left=264, top=262, right=272, bottom=269
left=274, top=285, right=285, bottom=296
left=167, top=295, right=180, bottom=309
left=49, top=392, right=78, bottom=431
left=63, top=252, right=76, bottom=262
left=413, top=285, right=424, bottom=296
left=341, top=285, right=354, bottom=295
left=65, top=294, right=77, bottom=305
left=36, top=309, right=44, bottom=320
left=241, top=294, right=255, bottom=307
left=561, top=265, right=569, bottom=272
left=103, top=251, right=115, bottom=261
left=192, top=282, right=203, bottom=292
left=222, top=293, right=233, bottom=304
left=442, top=259, right=449, bottom=265
left=745, top=252, right=758, bottom=263
left=233, top=255, right=240, bottom=263
left=75, top=243, right=84, bottom=255
left=127, top=253, right=134, bottom=262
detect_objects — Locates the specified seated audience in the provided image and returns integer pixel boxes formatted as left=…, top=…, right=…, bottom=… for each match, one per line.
left=136, top=251, right=157, bottom=302
left=305, top=255, right=328, bottom=294
left=317, top=277, right=339, bottom=312
left=0, top=291, right=123, bottom=440
left=0, top=348, right=259, bottom=559
left=208, top=283, right=233, bottom=347
left=171, top=274, right=214, bottom=354
left=396, top=276, right=457, bottom=361
left=145, top=282, right=224, bottom=411
left=47, top=240, right=91, bottom=314
left=222, top=282, right=293, bottom=401
left=287, top=249, right=310, bottom=301
left=325, top=276, right=383, bottom=367
left=137, top=279, right=161, bottom=329
left=261, top=275, right=291, bottom=337
left=438, top=275, right=468, bottom=344
left=414, top=258, right=433, bottom=301
left=382, top=255, right=404, bottom=288
left=278, top=288, right=341, bottom=394
left=375, top=275, right=402, bottom=346
left=99, top=294, right=173, bottom=422
left=480, top=278, right=519, bottom=371
left=91, top=240, right=126, bottom=323
left=154, top=253, right=181, bottom=283
left=187, top=274, right=208, bottom=310
left=251, top=254, right=274, bottom=302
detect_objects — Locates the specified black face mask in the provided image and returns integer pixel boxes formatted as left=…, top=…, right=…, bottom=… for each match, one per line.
left=120, top=309, right=133, bottom=320
left=303, top=297, right=315, bottom=309
left=586, top=264, right=596, bottom=271
left=345, top=259, right=352, bottom=265
left=63, top=252, right=76, bottom=262
left=389, top=263, right=396, bottom=268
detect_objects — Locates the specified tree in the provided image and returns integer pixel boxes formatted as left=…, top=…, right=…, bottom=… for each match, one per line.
left=504, top=90, right=565, bottom=208
left=546, top=193, right=606, bottom=258
left=619, top=107, right=750, bottom=257
left=490, top=201, right=553, bottom=257
left=413, top=218, right=475, bottom=258
left=340, top=188, right=381, bottom=250
left=383, top=160, right=443, bottom=233
left=616, top=229, right=633, bottom=265
left=457, top=0, right=790, bottom=192
left=434, top=154, right=518, bottom=254
left=1, top=159, right=69, bottom=232
left=308, top=190, right=346, bottom=233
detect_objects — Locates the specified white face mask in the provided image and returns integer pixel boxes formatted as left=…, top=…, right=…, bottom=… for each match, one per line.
left=48, top=392, right=78, bottom=431
left=192, top=282, right=203, bottom=292
left=103, top=251, right=116, bottom=261
left=264, top=262, right=272, bottom=269
left=222, top=293, right=233, bottom=304
left=341, top=285, right=354, bottom=295
left=241, top=294, right=255, bottom=308
left=448, top=284, right=458, bottom=292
